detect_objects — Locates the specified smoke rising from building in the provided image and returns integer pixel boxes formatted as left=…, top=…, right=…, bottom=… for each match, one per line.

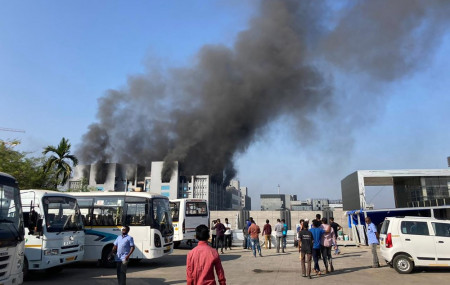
left=77, top=0, right=450, bottom=185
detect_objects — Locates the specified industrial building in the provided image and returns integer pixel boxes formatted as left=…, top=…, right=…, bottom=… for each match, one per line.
left=66, top=163, right=146, bottom=192
left=261, top=195, right=342, bottom=211
left=67, top=161, right=251, bottom=211
left=260, top=194, right=297, bottom=211
left=341, top=169, right=450, bottom=210
left=226, top=180, right=252, bottom=210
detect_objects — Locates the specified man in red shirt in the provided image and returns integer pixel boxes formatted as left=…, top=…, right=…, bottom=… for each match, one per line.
left=248, top=220, right=262, bottom=257
left=186, top=224, right=226, bottom=285
left=261, top=219, right=272, bottom=249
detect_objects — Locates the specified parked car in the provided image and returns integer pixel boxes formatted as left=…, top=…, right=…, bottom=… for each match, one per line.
left=379, top=216, right=450, bottom=274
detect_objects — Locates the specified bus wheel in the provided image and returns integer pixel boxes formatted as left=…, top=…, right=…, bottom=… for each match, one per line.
left=23, top=257, right=30, bottom=281
left=129, top=259, right=142, bottom=265
left=102, top=245, right=116, bottom=268
left=173, top=241, right=181, bottom=249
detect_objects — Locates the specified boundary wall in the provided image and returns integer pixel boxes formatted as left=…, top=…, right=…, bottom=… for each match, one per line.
left=210, top=209, right=350, bottom=245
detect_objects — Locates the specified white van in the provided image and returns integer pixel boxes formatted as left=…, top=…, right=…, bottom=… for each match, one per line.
left=379, top=216, right=450, bottom=274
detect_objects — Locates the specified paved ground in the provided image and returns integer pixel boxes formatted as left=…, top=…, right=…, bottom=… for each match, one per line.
left=25, top=245, right=449, bottom=284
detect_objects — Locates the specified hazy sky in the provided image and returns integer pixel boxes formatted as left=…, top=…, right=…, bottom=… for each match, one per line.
left=1, top=1, right=449, bottom=209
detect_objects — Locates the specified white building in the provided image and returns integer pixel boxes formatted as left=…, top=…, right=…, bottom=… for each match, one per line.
left=149, top=161, right=179, bottom=199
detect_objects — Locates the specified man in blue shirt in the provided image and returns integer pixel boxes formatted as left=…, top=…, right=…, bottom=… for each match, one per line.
left=365, top=217, right=380, bottom=268
left=281, top=219, right=288, bottom=250
left=113, top=226, right=135, bottom=285
left=309, top=219, right=325, bottom=275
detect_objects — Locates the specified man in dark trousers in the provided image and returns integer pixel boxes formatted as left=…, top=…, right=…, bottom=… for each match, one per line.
left=214, top=218, right=226, bottom=254
left=112, top=226, right=135, bottom=285
left=211, top=220, right=217, bottom=247
left=299, top=221, right=313, bottom=279
left=243, top=219, right=249, bottom=249
left=329, top=217, right=342, bottom=254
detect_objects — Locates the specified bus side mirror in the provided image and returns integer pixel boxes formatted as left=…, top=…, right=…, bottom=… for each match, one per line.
left=36, top=219, right=43, bottom=235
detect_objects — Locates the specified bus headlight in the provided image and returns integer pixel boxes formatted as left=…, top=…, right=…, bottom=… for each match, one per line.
left=154, top=234, right=161, bottom=247
left=44, top=249, right=60, bottom=255
left=17, top=251, right=23, bottom=269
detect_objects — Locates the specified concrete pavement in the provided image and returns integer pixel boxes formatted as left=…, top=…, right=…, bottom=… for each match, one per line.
left=25, top=245, right=449, bottom=284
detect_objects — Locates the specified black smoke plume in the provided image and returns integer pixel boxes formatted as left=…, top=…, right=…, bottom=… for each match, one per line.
left=77, top=0, right=450, bottom=185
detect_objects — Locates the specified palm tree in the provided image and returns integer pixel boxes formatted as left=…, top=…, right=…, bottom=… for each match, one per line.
left=43, top=137, right=79, bottom=189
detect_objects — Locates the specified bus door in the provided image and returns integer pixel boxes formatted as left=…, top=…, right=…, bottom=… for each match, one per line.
left=21, top=194, right=43, bottom=261
left=170, top=202, right=181, bottom=241
left=124, top=197, right=150, bottom=259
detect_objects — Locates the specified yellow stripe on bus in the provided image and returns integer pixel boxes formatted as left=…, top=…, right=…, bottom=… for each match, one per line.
left=90, top=226, right=122, bottom=229
left=25, top=245, right=42, bottom=248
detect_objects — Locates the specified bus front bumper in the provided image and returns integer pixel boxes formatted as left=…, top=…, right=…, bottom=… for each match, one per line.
left=29, top=251, right=84, bottom=270
left=0, top=271, right=23, bottom=285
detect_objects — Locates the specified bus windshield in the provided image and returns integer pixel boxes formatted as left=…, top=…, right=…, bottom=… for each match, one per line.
left=43, top=196, right=83, bottom=232
left=152, top=198, right=173, bottom=236
left=185, top=201, right=208, bottom=216
left=0, top=184, right=23, bottom=245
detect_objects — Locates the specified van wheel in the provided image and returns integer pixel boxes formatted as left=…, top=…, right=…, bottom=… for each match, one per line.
left=393, top=255, right=413, bottom=274
left=173, top=241, right=181, bottom=249
left=101, top=245, right=116, bottom=268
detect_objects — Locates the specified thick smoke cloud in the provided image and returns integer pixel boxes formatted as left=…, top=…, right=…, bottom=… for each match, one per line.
left=77, top=0, right=450, bottom=185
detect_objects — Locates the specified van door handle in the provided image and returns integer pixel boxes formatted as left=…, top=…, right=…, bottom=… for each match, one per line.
left=438, top=241, right=444, bottom=243
left=405, top=239, right=411, bottom=241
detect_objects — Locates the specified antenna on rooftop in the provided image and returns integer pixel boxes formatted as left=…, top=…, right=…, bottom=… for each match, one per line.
left=277, top=184, right=280, bottom=195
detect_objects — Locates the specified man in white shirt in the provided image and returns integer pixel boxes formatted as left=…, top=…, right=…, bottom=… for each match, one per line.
left=274, top=219, right=284, bottom=253
left=224, top=218, right=232, bottom=250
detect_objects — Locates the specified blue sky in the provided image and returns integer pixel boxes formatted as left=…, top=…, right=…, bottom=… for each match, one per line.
left=1, top=1, right=449, bottom=209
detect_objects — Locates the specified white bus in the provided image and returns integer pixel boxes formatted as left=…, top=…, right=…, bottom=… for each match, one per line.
left=170, top=199, right=209, bottom=248
left=70, top=192, right=173, bottom=266
left=0, top=172, right=24, bottom=285
left=20, top=190, right=85, bottom=276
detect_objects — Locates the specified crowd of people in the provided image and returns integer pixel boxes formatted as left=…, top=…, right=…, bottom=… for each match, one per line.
left=186, top=214, right=381, bottom=284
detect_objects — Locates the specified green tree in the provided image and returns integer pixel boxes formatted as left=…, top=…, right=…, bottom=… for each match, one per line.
left=42, top=137, right=78, bottom=189
left=0, top=140, right=56, bottom=189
